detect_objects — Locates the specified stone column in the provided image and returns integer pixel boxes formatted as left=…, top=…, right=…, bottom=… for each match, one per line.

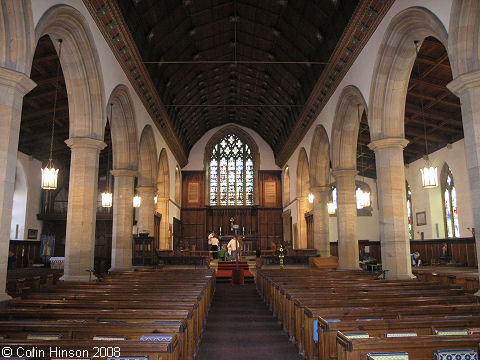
left=0, top=67, right=35, bottom=300
left=156, top=198, right=170, bottom=249
left=332, top=169, right=359, bottom=270
left=448, top=71, right=480, bottom=294
left=369, top=138, right=413, bottom=280
left=311, top=186, right=330, bottom=257
left=136, top=186, right=156, bottom=235
left=110, top=169, right=136, bottom=271
left=63, top=137, right=106, bottom=281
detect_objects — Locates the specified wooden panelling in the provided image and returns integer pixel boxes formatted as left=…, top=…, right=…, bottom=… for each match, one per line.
left=305, top=212, right=314, bottom=249
left=181, top=208, right=206, bottom=251
left=329, top=238, right=477, bottom=267
left=258, top=209, right=283, bottom=250
left=259, top=171, right=282, bottom=208
left=182, top=171, right=204, bottom=208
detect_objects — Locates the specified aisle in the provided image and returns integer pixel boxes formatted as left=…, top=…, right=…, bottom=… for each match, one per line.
left=197, top=283, right=303, bottom=360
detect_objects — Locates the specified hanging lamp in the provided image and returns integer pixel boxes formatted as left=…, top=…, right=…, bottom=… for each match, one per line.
left=101, top=103, right=113, bottom=208
left=327, top=172, right=337, bottom=214
left=356, top=104, right=371, bottom=208
left=415, top=40, right=438, bottom=189
left=41, top=39, right=63, bottom=190
left=133, top=194, right=142, bottom=208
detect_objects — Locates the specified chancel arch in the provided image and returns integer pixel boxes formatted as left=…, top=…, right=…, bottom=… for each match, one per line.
left=34, top=4, right=106, bottom=280
left=156, top=148, right=170, bottom=249
left=283, top=166, right=290, bottom=206
left=331, top=86, right=366, bottom=269
left=296, top=148, right=310, bottom=249
left=309, top=125, right=331, bottom=256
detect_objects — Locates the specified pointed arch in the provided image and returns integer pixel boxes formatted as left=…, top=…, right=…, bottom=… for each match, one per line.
left=0, top=0, right=35, bottom=74
left=309, top=125, right=330, bottom=187
left=175, top=165, right=181, bottom=204
left=35, top=4, right=105, bottom=139
left=283, top=166, right=290, bottom=206
left=157, top=149, right=170, bottom=199
left=331, top=86, right=367, bottom=171
left=138, top=125, right=157, bottom=187
left=108, top=85, right=138, bottom=171
left=296, top=148, right=310, bottom=249
left=369, top=7, right=448, bottom=140
left=156, top=149, right=170, bottom=249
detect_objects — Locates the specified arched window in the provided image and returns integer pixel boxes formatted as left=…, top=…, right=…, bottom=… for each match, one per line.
left=406, top=181, right=414, bottom=240
left=442, top=165, right=459, bottom=238
left=329, top=181, right=372, bottom=216
left=209, top=133, right=254, bottom=206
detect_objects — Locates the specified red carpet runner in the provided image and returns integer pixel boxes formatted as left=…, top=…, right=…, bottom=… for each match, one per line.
left=216, top=261, right=254, bottom=283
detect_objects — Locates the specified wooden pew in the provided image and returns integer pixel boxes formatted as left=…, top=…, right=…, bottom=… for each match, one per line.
left=336, top=332, right=480, bottom=360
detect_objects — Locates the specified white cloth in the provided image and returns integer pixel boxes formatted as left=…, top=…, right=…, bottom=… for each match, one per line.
left=227, top=238, right=238, bottom=251
left=208, top=233, right=213, bottom=245
left=211, top=237, right=219, bottom=246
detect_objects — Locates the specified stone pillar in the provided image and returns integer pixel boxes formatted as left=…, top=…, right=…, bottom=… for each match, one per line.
left=136, top=186, right=156, bottom=235
left=369, top=138, right=413, bottom=280
left=63, top=137, right=106, bottom=281
left=311, top=186, right=330, bottom=257
left=333, top=169, right=359, bottom=270
left=448, top=71, right=480, bottom=294
left=156, top=198, right=170, bottom=249
left=0, top=67, right=35, bottom=300
left=110, top=169, right=136, bottom=271
left=297, top=196, right=308, bottom=249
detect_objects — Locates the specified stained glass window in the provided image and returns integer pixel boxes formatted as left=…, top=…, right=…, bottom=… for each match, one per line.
left=406, top=181, right=414, bottom=240
left=209, top=133, right=254, bottom=206
left=442, top=166, right=459, bottom=238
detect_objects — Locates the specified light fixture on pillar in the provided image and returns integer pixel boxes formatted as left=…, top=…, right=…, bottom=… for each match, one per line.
left=356, top=104, right=371, bottom=209
left=154, top=194, right=158, bottom=204
left=415, top=40, right=438, bottom=189
left=327, top=201, right=336, bottom=215
left=41, top=39, right=63, bottom=190
left=101, top=103, right=113, bottom=208
left=133, top=194, right=141, bottom=208
left=308, top=193, right=314, bottom=203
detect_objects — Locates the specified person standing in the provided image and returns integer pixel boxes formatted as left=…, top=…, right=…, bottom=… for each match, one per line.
left=227, top=236, right=239, bottom=261
left=211, top=233, right=219, bottom=259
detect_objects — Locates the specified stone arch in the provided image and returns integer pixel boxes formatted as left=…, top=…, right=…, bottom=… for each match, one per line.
left=0, top=0, right=35, bottom=74
left=204, top=125, right=260, bottom=205
left=175, top=165, right=181, bottom=205
left=296, top=148, right=310, bottom=249
left=369, top=7, right=448, bottom=140
left=310, top=125, right=330, bottom=187
left=448, top=1, right=480, bottom=78
left=156, top=149, right=170, bottom=249
left=35, top=4, right=105, bottom=139
left=331, top=86, right=367, bottom=172
left=138, top=125, right=157, bottom=187
left=107, top=85, right=138, bottom=171
left=10, top=161, right=27, bottom=240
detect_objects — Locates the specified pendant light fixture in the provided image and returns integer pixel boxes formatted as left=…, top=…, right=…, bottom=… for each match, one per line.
left=133, top=194, right=142, bottom=208
left=415, top=40, right=438, bottom=189
left=101, top=103, right=113, bottom=208
left=356, top=104, right=371, bottom=208
left=41, top=39, right=63, bottom=190
left=308, top=193, right=314, bottom=203
left=327, top=171, right=337, bottom=215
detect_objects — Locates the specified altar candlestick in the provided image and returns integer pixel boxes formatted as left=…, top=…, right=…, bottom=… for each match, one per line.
left=242, top=226, right=245, bottom=235
left=219, top=226, right=222, bottom=235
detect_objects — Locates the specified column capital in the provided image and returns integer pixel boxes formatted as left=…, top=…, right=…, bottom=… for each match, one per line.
left=310, top=185, right=331, bottom=193
left=110, top=169, right=137, bottom=178
left=447, top=70, right=480, bottom=96
left=332, top=168, right=358, bottom=179
left=65, top=137, right=106, bottom=151
left=368, top=137, right=409, bottom=152
left=0, top=67, right=36, bottom=95
left=136, top=186, right=156, bottom=194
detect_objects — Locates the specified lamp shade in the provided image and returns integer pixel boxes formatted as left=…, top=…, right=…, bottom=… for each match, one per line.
left=41, top=165, right=58, bottom=190
left=101, top=191, right=113, bottom=208
left=154, top=195, right=158, bottom=204
left=133, top=194, right=141, bottom=208
left=420, top=165, right=438, bottom=189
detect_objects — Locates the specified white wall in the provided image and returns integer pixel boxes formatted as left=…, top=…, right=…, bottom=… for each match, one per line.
left=183, top=123, right=280, bottom=171
left=405, top=139, right=474, bottom=239
left=10, top=152, right=43, bottom=241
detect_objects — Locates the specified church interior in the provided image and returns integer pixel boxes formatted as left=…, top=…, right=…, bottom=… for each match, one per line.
left=2, top=0, right=480, bottom=358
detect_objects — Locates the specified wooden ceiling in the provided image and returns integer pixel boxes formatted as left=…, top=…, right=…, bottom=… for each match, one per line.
left=18, top=11, right=463, bottom=182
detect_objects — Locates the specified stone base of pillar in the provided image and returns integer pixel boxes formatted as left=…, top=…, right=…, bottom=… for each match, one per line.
left=60, top=274, right=97, bottom=282
left=385, top=273, right=416, bottom=280
left=108, top=266, right=133, bottom=273
left=0, top=292, right=12, bottom=306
